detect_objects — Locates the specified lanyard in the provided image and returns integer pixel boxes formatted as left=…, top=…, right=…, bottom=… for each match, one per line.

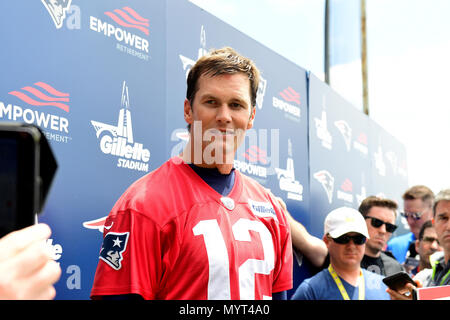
left=432, top=260, right=450, bottom=286
left=328, top=264, right=365, bottom=300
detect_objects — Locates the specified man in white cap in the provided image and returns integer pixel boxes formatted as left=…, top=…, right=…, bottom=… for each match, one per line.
left=291, top=207, right=390, bottom=300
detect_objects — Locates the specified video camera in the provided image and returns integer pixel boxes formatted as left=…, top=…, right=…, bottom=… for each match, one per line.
left=0, top=123, right=57, bottom=238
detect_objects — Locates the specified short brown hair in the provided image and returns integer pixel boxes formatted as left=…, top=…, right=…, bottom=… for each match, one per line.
left=358, top=196, right=398, bottom=218
left=418, top=220, right=434, bottom=240
left=402, top=185, right=435, bottom=208
left=186, top=47, right=260, bottom=108
left=433, top=188, right=450, bottom=216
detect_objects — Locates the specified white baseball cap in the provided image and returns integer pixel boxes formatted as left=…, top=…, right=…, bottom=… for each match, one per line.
left=324, top=207, right=370, bottom=239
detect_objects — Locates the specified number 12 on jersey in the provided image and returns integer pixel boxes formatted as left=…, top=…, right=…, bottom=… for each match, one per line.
left=193, top=218, right=274, bottom=300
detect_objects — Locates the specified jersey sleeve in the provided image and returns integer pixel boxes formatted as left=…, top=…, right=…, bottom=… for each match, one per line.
left=90, top=209, right=174, bottom=300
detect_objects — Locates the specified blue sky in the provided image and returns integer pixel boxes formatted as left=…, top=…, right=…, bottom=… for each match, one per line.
left=189, top=0, right=450, bottom=195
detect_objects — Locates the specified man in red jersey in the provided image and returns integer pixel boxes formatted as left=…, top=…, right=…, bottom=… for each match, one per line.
left=90, top=47, right=293, bottom=300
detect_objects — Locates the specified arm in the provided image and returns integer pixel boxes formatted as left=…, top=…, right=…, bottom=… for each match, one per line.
left=276, top=197, right=328, bottom=268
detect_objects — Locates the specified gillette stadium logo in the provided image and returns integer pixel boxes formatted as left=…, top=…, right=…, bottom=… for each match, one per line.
left=91, top=81, right=150, bottom=172
left=234, top=146, right=268, bottom=178
left=0, top=81, right=72, bottom=143
left=275, top=157, right=303, bottom=201
left=90, top=6, right=150, bottom=60
left=314, top=110, right=333, bottom=150
left=272, top=87, right=301, bottom=121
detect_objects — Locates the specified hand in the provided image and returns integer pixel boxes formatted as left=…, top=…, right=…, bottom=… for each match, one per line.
left=0, top=224, right=62, bottom=299
left=386, top=279, right=422, bottom=300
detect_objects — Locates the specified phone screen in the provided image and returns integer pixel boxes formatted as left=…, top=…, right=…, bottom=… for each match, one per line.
left=0, top=138, right=18, bottom=235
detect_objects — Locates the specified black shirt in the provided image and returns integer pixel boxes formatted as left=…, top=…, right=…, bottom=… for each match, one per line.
left=361, top=252, right=404, bottom=276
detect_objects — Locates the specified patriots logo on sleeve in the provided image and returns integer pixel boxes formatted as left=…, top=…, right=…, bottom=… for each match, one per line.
left=99, top=232, right=130, bottom=270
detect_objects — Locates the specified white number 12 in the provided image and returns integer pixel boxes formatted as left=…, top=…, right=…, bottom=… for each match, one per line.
left=193, top=218, right=274, bottom=300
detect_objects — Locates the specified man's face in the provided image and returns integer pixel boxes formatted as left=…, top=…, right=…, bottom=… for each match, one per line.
left=184, top=73, right=255, bottom=166
left=416, top=227, right=442, bottom=267
left=364, top=206, right=396, bottom=256
left=433, top=200, right=450, bottom=257
left=403, top=198, right=433, bottom=237
left=325, top=232, right=365, bottom=270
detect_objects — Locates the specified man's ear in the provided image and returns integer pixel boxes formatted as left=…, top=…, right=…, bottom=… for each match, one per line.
left=184, top=99, right=193, bottom=125
left=323, top=234, right=330, bottom=246
left=247, top=106, right=256, bottom=129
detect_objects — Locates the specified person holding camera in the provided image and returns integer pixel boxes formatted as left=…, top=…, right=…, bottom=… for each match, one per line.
left=0, top=223, right=61, bottom=299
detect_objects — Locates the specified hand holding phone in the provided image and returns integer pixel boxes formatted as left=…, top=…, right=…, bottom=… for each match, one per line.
left=383, top=271, right=416, bottom=292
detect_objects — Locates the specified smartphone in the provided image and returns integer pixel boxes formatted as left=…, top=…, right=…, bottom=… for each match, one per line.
left=0, top=123, right=57, bottom=238
left=383, top=271, right=416, bottom=291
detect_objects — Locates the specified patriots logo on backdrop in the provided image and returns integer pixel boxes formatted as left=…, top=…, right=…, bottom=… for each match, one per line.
left=313, top=170, right=334, bottom=204
left=99, top=232, right=130, bottom=270
left=256, top=76, right=267, bottom=110
left=334, top=120, right=352, bottom=151
left=41, top=0, right=72, bottom=29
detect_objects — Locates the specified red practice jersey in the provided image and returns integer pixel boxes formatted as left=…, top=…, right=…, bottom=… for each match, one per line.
left=91, top=157, right=293, bottom=300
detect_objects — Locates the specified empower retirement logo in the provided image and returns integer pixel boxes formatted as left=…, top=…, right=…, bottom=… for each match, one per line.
left=89, top=6, right=150, bottom=61
left=1, top=81, right=72, bottom=143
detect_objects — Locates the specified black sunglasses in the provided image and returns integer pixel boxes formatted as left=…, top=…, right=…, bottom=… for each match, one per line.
left=330, top=234, right=367, bottom=245
left=365, top=216, right=397, bottom=233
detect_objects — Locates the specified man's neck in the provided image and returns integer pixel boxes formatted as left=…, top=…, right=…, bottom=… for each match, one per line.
left=330, top=261, right=362, bottom=286
left=419, top=260, right=431, bottom=271
left=365, top=246, right=381, bottom=258
left=181, top=143, right=234, bottom=175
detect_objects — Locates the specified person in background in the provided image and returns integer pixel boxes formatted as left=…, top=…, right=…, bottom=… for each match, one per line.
left=412, top=220, right=442, bottom=275
left=291, top=207, right=390, bottom=300
left=0, top=223, right=61, bottom=299
left=388, top=188, right=450, bottom=299
left=358, top=196, right=404, bottom=276
left=387, top=185, right=434, bottom=264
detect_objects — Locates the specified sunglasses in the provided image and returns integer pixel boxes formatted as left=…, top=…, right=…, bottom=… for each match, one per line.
left=330, top=234, right=367, bottom=245
left=365, top=216, right=398, bottom=233
left=400, top=211, right=424, bottom=220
